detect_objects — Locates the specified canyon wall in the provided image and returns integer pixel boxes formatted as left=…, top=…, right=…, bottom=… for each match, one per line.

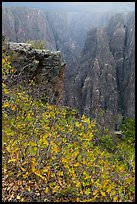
left=67, top=11, right=135, bottom=119
left=2, top=7, right=135, bottom=120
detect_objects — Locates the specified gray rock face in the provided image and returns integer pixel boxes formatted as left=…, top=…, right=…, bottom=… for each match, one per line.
left=2, top=7, right=118, bottom=110
left=107, top=12, right=135, bottom=118
left=67, top=11, right=135, bottom=119
left=8, top=42, right=65, bottom=105
left=2, top=7, right=115, bottom=81
left=2, top=7, right=135, bottom=120
left=2, top=7, right=56, bottom=50
left=68, top=28, right=118, bottom=118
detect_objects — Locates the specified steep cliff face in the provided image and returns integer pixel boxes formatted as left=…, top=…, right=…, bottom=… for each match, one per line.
left=68, top=28, right=118, bottom=118
left=68, top=11, right=135, bottom=119
left=7, top=42, right=65, bottom=105
left=107, top=12, right=135, bottom=118
left=123, top=12, right=135, bottom=118
left=2, top=7, right=135, bottom=119
left=2, top=6, right=115, bottom=113
left=2, top=7, right=56, bottom=50
left=2, top=7, right=114, bottom=77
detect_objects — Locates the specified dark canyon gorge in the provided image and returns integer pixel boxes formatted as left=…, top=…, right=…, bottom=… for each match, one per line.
left=2, top=6, right=135, bottom=126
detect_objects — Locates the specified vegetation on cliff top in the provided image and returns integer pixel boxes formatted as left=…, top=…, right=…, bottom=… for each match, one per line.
left=26, top=40, right=45, bottom=49
left=2, top=42, right=135, bottom=202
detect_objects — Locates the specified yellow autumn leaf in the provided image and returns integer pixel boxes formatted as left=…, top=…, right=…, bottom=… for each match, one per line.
left=12, top=106, right=16, bottom=111
left=53, top=185, right=59, bottom=192
left=20, top=166, right=26, bottom=172
left=11, top=67, right=15, bottom=72
left=62, top=157, right=67, bottom=163
left=119, top=166, right=124, bottom=172
left=83, top=159, right=87, bottom=165
left=76, top=197, right=80, bottom=202
left=17, top=195, right=21, bottom=199
left=113, top=196, right=118, bottom=202
left=64, top=164, right=69, bottom=169
left=102, top=180, right=109, bottom=187
left=31, top=157, right=37, bottom=167
left=75, top=121, right=80, bottom=127
left=101, top=191, right=106, bottom=197
left=83, top=134, right=87, bottom=138
left=110, top=190, right=116, bottom=196
left=84, top=174, right=91, bottom=180
left=2, top=82, right=6, bottom=87
left=43, top=166, right=50, bottom=173
left=73, top=150, right=79, bottom=158
left=91, top=194, right=99, bottom=201
left=81, top=115, right=86, bottom=120
left=106, top=185, right=113, bottom=193
left=23, top=172, right=29, bottom=179
left=47, top=170, right=51, bottom=178
left=29, top=141, right=37, bottom=147
left=93, top=189, right=98, bottom=195
left=8, top=158, right=16, bottom=163
left=76, top=181, right=81, bottom=188
left=51, top=144, right=60, bottom=152
left=3, top=88, right=9, bottom=94
left=2, top=58, right=5, bottom=65
left=74, top=162, right=79, bottom=167
left=3, top=103, right=10, bottom=108
left=58, top=171, right=63, bottom=176
left=22, top=161, right=28, bottom=165
left=45, top=187, right=49, bottom=193
left=28, top=186, right=31, bottom=192
left=21, top=198, right=24, bottom=202
left=32, top=157, right=36, bottom=162
left=32, top=168, right=46, bottom=180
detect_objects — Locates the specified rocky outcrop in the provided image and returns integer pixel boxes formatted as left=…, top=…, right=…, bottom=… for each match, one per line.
left=8, top=42, right=66, bottom=105
left=66, top=11, right=135, bottom=120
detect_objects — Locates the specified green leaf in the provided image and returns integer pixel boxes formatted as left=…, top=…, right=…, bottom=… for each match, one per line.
left=85, top=188, right=91, bottom=195
left=29, top=147, right=37, bottom=156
